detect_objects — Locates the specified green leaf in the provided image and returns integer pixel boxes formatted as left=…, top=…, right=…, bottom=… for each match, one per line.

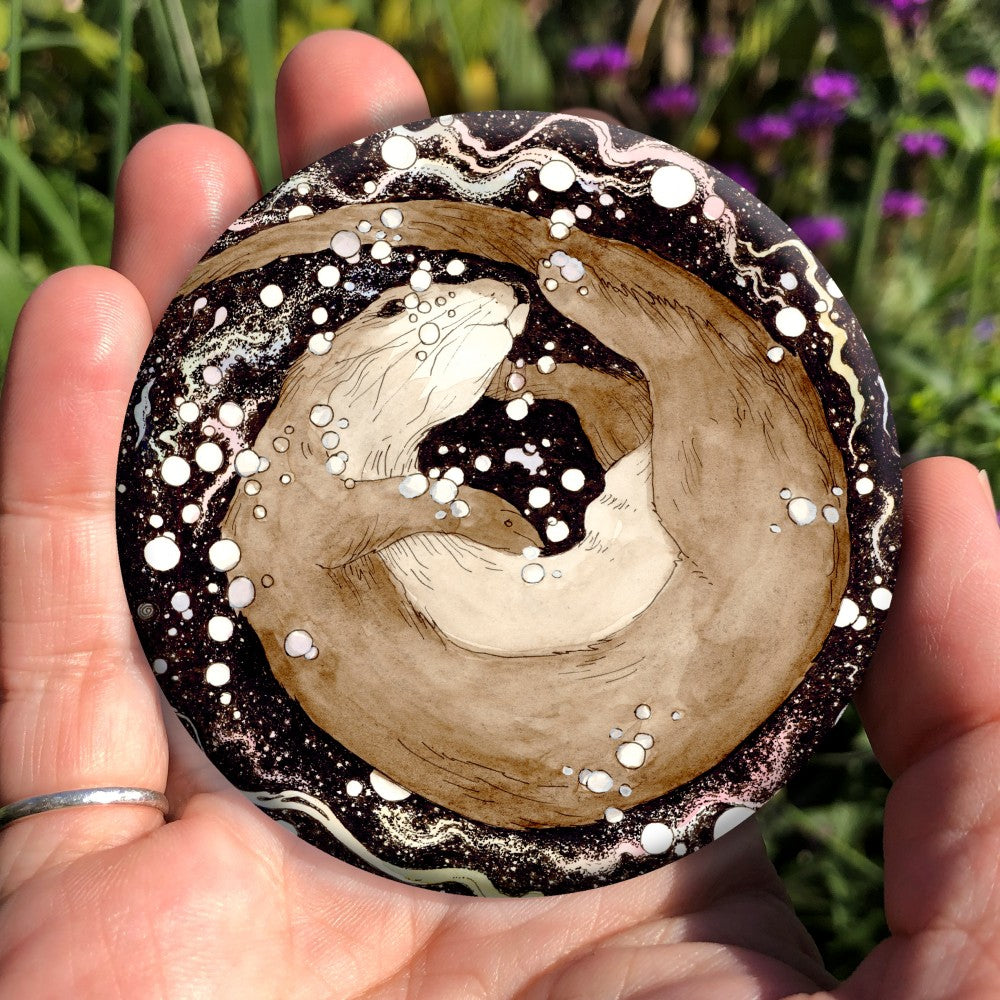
left=0, top=136, right=90, bottom=266
left=0, top=241, right=33, bottom=382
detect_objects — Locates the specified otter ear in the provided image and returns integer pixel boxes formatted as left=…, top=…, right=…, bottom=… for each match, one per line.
left=507, top=301, right=529, bottom=339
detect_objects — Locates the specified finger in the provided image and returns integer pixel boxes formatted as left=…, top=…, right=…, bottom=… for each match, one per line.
left=112, top=124, right=262, bottom=325
left=0, top=267, right=167, bottom=888
left=275, top=30, right=429, bottom=176
left=850, top=458, right=1000, bottom=996
left=856, top=457, right=1000, bottom=778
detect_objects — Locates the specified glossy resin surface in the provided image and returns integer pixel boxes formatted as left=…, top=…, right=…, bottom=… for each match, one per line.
left=117, top=112, right=901, bottom=895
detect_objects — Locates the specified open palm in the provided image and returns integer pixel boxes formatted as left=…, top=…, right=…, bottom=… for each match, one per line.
left=2, top=32, right=999, bottom=1000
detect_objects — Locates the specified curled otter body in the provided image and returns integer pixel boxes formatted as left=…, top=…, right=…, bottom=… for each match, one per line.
left=217, top=201, right=848, bottom=829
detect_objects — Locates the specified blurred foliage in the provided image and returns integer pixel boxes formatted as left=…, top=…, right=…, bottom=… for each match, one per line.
left=2, top=0, right=999, bottom=982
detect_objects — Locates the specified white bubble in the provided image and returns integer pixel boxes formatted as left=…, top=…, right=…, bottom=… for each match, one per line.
left=152, top=658, right=167, bottom=674
left=272, top=437, right=289, bottom=454
left=641, top=822, right=674, bottom=854
left=635, top=733, right=654, bottom=750
left=474, top=455, right=491, bottom=472
left=234, top=449, right=261, bottom=477
left=284, top=629, right=313, bottom=658
left=195, top=442, right=224, bottom=473
left=528, top=487, right=551, bottom=508
left=370, top=240, right=391, bottom=261
left=538, top=158, right=576, bottom=192
left=787, top=497, right=817, bottom=525
left=144, top=535, right=180, bottom=571
left=310, top=404, right=334, bottom=427
left=178, top=401, right=200, bottom=423
left=616, top=742, right=646, bottom=768
left=205, top=662, right=230, bottom=687
left=208, top=616, right=234, bottom=642
left=381, top=134, right=418, bottom=170
left=635, top=704, right=651, bottom=720
left=549, top=222, right=570, bottom=240
left=380, top=208, right=403, bottom=228
left=321, top=431, right=340, bottom=450
left=170, top=591, right=190, bottom=612
left=346, top=780, right=364, bottom=797
left=775, top=306, right=807, bottom=338
left=561, top=468, right=585, bottom=491
left=835, top=597, right=861, bottom=628
left=872, top=587, right=893, bottom=611
left=208, top=539, right=241, bottom=572
left=827, top=277, right=843, bottom=297
left=399, top=474, right=429, bottom=499
left=370, top=769, right=412, bottom=801
left=181, top=503, right=200, bottom=524
left=429, top=479, right=458, bottom=505
left=308, top=333, right=331, bottom=355
left=450, top=500, right=470, bottom=518
left=546, top=520, right=569, bottom=543
left=521, top=563, right=545, bottom=584
left=823, top=505, right=840, bottom=523
left=312, top=306, right=328, bottom=325
left=259, top=284, right=284, bottom=308
left=203, top=366, right=222, bottom=386
left=856, top=477, right=874, bottom=495
left=325, top=456, right=346, bottom=475
left=649, top=164, right=696, bottom=208
left=409, top=270, right=432, bottom=292
left=446, top=259, right=466, bottom=276
left=506, top=398, right=529, bottom=421
left=317, top=265, right=340, bottom=287
left=331, top=230, right=361, bottom=258
left=713, top=805, right=756, bottom=840
left=536, top=355, right=556, bottom=374
left=780, top=272, right=798, bottom=290
left=161, top=455, right=191, bottom=486
left=443, top=467, right=464, bottom=485
left=228, top=577, right=255, bottom=609
left=287, top=204, right=313, bottom=222
left=767, top=346, right=785, bottom=363
left=605, top=807, right=624, bottom=823
left=418, top=322, right=440, bottom=345
left=585, top=770, right=614, bottom=793
left=218, top=402, right=244, bottom=427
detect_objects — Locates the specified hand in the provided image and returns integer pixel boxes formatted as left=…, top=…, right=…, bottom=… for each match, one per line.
left=2, top=30, right=999, bottom=999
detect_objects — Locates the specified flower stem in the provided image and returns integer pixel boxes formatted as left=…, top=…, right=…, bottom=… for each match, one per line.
left=851, top=130, right=896, bottom=310
left=112, top=0, right=136, bottom=193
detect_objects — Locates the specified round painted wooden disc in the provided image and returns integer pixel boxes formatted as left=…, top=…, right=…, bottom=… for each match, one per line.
left=117, top=111, right=902, bottom=896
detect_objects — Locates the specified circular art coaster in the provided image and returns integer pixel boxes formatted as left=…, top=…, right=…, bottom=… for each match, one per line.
left=117, top=111, right=902, bottom=896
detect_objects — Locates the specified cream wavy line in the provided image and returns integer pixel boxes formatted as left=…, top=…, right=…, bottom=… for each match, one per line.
left=244, top=788, right=538, bottom=897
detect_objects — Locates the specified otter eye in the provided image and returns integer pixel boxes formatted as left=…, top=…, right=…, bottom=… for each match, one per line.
left=504, top=519, right=513, bottom=527
left=377, top=299, right=406, bottom=318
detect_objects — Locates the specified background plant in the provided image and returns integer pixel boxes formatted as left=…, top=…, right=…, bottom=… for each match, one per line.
left=2, top=0, right=998, bottom=980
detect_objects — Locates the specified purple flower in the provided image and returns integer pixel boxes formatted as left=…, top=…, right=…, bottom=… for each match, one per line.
left=701, top=34, right=734, bottom=57
left=877, top=0, right=930, bottom=27
left=973, top=316, right=997, bottom=343
left=882, top=189, right=926, bottom=218
left=738, top=113, right=795, bottom=147
left=899, top=131, right=948, bottom=158
left=789, top=99, right=846, bottom=130
left=567, top=43, right=631, bottom=77
left=713, top=162, right=758, bottom=195
left=646, top=83, right=699, bottom=119
left=967, top=65, right=998, bottom=97
left=789, top=215, right=848, bottom=249
left=807, top=70, right=859, bottom=107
